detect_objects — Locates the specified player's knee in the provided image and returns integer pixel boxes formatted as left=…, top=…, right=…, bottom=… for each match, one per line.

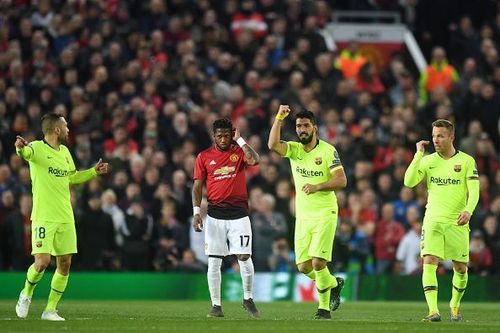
left=237, top=254, right=250, bottom=261
left=454, top=263, right=467, bottom=274
left=34, top=255, right=50, bottom=272
left=297, top=263, right=311, bottom=274
left=57, top=257, right=72, bottom=274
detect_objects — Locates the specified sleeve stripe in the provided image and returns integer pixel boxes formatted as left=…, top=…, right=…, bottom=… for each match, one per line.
left=467, top=176, right=479, bottom=180
left=330, top=165, right=343, bottom=173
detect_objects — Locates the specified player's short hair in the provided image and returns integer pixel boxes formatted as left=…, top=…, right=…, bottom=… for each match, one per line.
left=295, top=110, right=316, bottom=125
left=41, top=112, right=63, bottom=135
left=432, top=119, right=454, bottom=135
left=212, top=118, right=232, bottom=133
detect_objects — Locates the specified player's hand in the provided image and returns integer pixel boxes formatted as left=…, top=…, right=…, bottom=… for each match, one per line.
left=233, top=127, right=241, bottom=141
left=276, top=105, right=291, bottom=121
left=94, top=158, right=109, bottom=175
left=302, top=183, right=318, bottom=195
left=456, top=211, right=471, bottom=225
left=15, top=135, right=29, bottom=149
left=416, top=140, right=429, bottom=153
left=193, top=214, right=203, bottom=232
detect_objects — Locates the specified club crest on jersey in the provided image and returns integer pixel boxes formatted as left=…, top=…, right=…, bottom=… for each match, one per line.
left=36, top=241, right=42, bottom=248
left=454, top=164, right=462, bottom=172
left=315, top=157, right=322, bottom=165
left=230, top=154, right=239, bottom=162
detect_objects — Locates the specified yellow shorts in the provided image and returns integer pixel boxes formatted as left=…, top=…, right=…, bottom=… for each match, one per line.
left=421, top=221, right=469, bottom=262
left=31, top=221, right=77, bottom=256
left=294, top=215, right=338, bottom=264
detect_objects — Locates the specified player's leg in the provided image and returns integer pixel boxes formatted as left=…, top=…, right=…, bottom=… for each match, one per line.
left=310, top=217, right=341, bottom=314
left=16, top=221, right=55, bottom=318
left=228, top=216, right=259, bottom=318
left=205, top=215, right=227, bottom=317
left=421, top=222, right=444, bottom=321
left=446, top=225, right=469, bottom=322
left=42, top=223, right=77, bottom=321
left=42, top=254, right=71, bottom=321
left=295, top=218, right=315, bottom=280
left=16, top=254, right=50, bottom=318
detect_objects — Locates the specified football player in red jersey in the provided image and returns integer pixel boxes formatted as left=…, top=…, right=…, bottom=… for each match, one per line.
left=192, top=118, right=260, bottom=318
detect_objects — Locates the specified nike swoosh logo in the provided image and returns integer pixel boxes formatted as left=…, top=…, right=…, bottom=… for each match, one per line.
left=461, top=254, right=467, bottom=257
left=429, top=166, right=436, bottom=169
left=47, top=156, right=53, bottom=159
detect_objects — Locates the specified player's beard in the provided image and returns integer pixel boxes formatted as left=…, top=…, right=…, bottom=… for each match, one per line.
left=59, top=132, right=68, bottom=145
left=299, top=133, right=313, bottom=144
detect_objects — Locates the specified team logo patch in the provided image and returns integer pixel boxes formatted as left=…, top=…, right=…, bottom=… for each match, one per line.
left=230, top=154, right=239, bottom=162
left=315, top=157, right=322, bottom=165
left=454, top=164, right=462, bottom=172
left=36, top=241, right=42, bottom=248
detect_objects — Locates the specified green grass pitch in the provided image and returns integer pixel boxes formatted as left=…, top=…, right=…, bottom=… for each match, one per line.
left=1, top=300, right=499, bottom=332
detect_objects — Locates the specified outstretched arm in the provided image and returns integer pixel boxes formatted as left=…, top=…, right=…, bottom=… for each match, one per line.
left=267, top=105, right=290, bottom=156
left=15, top=135, right=34, bottom=161
left=69, top=158, right=109, bottom=184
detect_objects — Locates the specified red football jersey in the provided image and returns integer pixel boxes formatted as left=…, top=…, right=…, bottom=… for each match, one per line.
left=194, top=144, right=248, bottom=210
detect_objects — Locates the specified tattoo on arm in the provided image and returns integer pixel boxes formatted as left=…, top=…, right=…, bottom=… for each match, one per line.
left=242, top=144, right=260, bottom=165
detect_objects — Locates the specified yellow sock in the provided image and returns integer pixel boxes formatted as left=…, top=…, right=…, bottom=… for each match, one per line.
left=450, top=269, right=467, bottom=308
left=315, top=267, right=337, bottom=310
left=305, top=270, right=316, bottom=280
left=23, top=264, right=45, bottom=297
left=45, top=271, right=69, bottom=311
left=422, top=264, right=439, bottom=314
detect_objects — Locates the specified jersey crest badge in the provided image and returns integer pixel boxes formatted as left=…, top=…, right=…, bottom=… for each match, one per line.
left=36, top=241, right=42, bottom=248
left=230, top=154, right=239, bottom=162
left=315, top=157, right=322, bottom=165
left=454, top=164, right=462, bottom=172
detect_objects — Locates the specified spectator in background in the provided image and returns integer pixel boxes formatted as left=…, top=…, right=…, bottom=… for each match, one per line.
left=251, top=193, right=287, bottom=271
left=168, top=248, right=207, bottom=273
left=5, top=193, right=32, bottom=271
left=101, top=189, right=128, bottom=249
left=76, top=192, right=116, bottom=271
left=0, top=190, right=16, bottom=269
left=482, top=214, right=500, bottom=274
left=395, top=219, right=423, bottom=275
left=419, top=46, right=459, bottom=104
left=335, top=40, right=367, bottom=80
left=268, top=236, right=295, bottom=272
left=374, top=203, right=406, bottom=274
left=122, top=196, right=154, bottom=271
left=469, top=230, right=493, bottom=276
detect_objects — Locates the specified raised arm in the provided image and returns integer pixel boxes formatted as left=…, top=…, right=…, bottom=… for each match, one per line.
left=234, top=128, right=260, bottom=166
left=404, top=140, right=428, bottom=188
left=267, top=105, right=290, bottom=156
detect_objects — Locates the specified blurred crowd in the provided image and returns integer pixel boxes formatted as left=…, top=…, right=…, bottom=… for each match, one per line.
left=0, top=0, right=498, bottom=276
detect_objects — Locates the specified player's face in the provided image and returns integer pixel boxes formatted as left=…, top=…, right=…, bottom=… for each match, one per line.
left=432, top=126, right=454, bottom=154
left=296, top=118, right=316, bottom=145
left=56, top=117, right=69, bottom=144
left=213, top=128, right=232, bottom=151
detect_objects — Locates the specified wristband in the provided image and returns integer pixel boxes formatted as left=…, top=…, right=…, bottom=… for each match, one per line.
left=193, top=206, right=200, bottom=215
left=276, top=113, right=287, bottom=121
left=236, top=137, right=246, bottom=147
